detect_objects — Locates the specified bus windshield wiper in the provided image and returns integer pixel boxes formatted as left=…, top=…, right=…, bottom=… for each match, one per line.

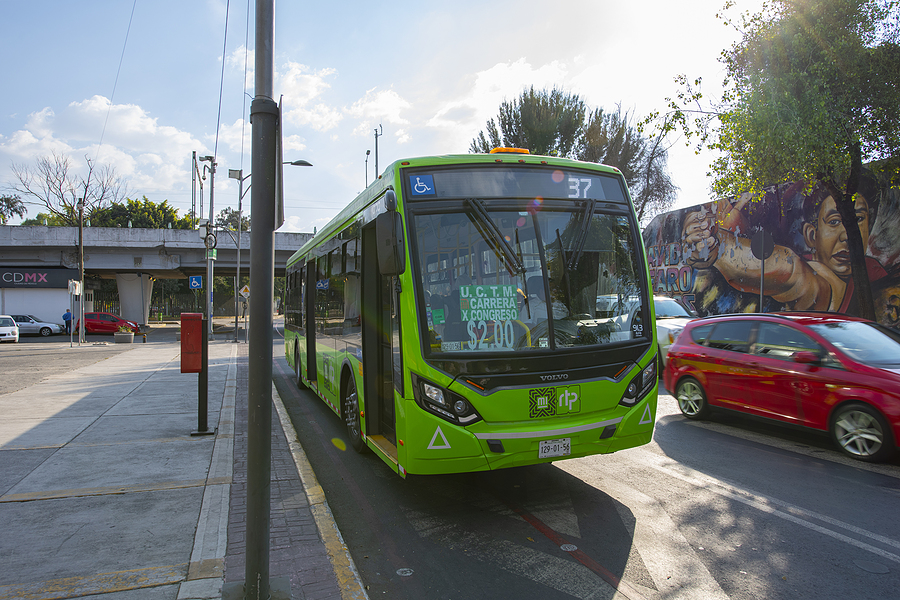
left=567, top=199, right=595, bottom=270
left=466, top=198, right=524, bottom=275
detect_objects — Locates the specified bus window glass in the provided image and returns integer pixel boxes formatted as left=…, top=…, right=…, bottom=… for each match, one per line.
left=412, top=204, right=644, bottom=355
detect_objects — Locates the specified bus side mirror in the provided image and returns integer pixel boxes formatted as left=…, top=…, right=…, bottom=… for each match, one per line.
left=375, top=210, right=405, bottom=275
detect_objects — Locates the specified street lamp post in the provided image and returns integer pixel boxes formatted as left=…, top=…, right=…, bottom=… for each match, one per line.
left=227, top=169, right=250, bottom=343
left=199, top=156, right=216, bottom=339
left=78, top=197, right=85, bottom=345
left=374, top=124, right=383, bottom=177
left=365, top=149, right=370, bottom=187
left=227, top=160, right=311, bottom=344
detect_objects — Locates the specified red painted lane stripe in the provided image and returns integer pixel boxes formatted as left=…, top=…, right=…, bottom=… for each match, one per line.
left=508, top=503, right=649, bottom=600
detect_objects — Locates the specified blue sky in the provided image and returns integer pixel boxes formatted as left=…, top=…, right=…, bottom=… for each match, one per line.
left=1, top=0, right=763, bottom=232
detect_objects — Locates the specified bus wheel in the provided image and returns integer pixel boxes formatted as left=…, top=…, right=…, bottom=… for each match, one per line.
left=343, top=378, right=365, bottom=453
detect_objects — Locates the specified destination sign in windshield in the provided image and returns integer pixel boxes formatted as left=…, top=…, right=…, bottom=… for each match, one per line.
left=405, top=167, right=627, bottom=203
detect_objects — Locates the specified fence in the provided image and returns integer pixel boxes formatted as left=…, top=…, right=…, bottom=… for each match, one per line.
left=91, top=289, right=253, bottom=319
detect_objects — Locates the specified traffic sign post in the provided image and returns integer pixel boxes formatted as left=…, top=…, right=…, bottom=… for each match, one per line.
left=751, top=231, right=775, bottom=312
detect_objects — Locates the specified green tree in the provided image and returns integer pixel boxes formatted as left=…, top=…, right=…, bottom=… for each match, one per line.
left=91, top=196, right=193, bottom=229
left=9, top=152, right=129, bottom=225
left=0, top=194, right=26, bottom=224
left=21, top=212, right=67, bottom=226
left=580, top=107, right=677, bottom=222
left=654, top=0, right=900, bottom=320
left=472, top=89, right=677, bottom=222
left=215, top=206, right=250, bottom=231
left=470, top=87, right=587, bottom=157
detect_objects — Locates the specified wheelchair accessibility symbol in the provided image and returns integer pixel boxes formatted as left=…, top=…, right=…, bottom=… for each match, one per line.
left=410, top=174, right=435, bottom=196
left=189, top=276, right=202, bottom=289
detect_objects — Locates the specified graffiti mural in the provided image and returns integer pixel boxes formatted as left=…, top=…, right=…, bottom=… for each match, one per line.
left=642, top=171, right=900, bottom=328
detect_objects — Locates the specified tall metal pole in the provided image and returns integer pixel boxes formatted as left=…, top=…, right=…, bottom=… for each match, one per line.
left=236, top=176, right=244, bottom=343
left=192, top=151, right=197, bottom=229
left=374, top=124, right=382, bottom=178
left=78, top=198, right=85, bottom=345
left=236, top=197, right=241, bottom=343
left=246, top=0, right=277, bottom=598
left=207, top=161, right=216, bottom=339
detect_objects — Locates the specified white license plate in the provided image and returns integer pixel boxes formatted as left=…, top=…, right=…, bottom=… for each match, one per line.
left=538, top=438, right=571, bottom=459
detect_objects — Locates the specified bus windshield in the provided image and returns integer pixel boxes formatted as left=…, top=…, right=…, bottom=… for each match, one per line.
left=412, top=201, right=646, bottom=355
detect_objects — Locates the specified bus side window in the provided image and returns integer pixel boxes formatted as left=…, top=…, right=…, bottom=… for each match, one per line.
left=298, top=265, right=305, bottom=329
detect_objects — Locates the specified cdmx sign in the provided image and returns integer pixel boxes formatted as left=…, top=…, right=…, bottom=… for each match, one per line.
left=0, top=268, right=79, bottom=289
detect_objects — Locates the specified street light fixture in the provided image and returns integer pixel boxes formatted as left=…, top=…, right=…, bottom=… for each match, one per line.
left=198, top=155, right=217, bottom=339
left=227, top=159, right=312, bottom=343
left=365, top=150, right=370, bottom=187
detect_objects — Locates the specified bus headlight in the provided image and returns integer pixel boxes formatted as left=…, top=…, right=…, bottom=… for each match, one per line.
left=619, top=361, right=656, bottom=407
left=413, top=374, right=483, bottom=425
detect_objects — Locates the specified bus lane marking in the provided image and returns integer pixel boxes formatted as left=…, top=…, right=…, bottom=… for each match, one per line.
left=558, top=460, right=729, bottom=600
left=403, top=507, right=624, bottom=600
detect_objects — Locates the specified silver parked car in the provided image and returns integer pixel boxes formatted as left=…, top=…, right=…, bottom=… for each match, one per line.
left=11, top=314, right=64, bottom=336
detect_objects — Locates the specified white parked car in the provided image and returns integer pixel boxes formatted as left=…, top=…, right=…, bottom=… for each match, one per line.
left=596, top=295, right=696, bottom=369
left=652, top=296, right=695, bottom=368
left=11, top=314, right=64, bottom=337
left=0, top=315, right=20, bottom=343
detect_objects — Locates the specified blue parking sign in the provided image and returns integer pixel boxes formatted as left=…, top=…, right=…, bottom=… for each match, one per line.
left=190, top=276, right=202, bottom=289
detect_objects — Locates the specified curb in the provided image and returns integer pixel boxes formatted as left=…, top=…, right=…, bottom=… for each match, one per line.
left=271, top=384, right=369, bottom=600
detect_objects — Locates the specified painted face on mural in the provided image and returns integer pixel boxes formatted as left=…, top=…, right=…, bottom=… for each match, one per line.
left=803, top=194, right=870, bottom=279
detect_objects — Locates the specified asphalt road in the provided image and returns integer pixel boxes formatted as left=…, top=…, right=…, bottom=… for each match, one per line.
left=271, top=326, right=900, bottom=600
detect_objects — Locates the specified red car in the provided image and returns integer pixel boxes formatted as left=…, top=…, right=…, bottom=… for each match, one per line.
left=75, top=312, right=140, bottom=334
left=664, top=312, right=900, bottom=462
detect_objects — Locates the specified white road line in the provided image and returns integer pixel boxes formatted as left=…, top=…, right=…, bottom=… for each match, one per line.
left=559, top=461, right=730, bottom=600
left=629, top=449, right=900, bottom=563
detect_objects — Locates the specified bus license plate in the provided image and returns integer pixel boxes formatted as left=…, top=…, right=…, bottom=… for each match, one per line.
left=538, top=438, right=571, bottom=459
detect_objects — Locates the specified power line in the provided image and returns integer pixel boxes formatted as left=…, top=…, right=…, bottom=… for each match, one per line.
left=240, top=0, right=250, bottom=172
left=97, top=0, right=138, bottom=160
left=212, top=0, right=232, bottom=162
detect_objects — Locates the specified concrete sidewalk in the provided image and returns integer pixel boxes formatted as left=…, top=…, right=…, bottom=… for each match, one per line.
left=0, top=338, right=364, bottom=599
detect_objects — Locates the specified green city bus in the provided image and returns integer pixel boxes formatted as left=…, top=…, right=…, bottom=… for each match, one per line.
left=284, top=149, right=658, bottom=477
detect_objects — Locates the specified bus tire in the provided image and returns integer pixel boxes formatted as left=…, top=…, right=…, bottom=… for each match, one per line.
left=343, top=377, right=365, bottom=453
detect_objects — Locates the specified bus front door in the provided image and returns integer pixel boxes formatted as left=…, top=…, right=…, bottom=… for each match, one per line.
left=362, top=226, right=397, bottom=448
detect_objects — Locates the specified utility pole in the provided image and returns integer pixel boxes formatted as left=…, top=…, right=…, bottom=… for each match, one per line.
left=374, top=124, right=382, bottom=178
left=199, top=155, right=217, bottom=339
left=246, top=0, right=278, bottom=598
left=78, top=198, right=85, bottom=345
left=228, top=169, right=251, bottom=344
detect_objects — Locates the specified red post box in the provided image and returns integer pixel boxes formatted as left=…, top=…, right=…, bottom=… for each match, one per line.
left=181, top=313, right=203, bottom=373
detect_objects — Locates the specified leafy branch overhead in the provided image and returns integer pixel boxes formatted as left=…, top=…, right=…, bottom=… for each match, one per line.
left=471, top=86, right=678, bottom=223
left=645, top=0, right=900, bottom=321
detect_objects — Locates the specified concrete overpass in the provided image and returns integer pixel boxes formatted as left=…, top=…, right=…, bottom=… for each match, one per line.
left=0, top=225, right=312, bottom=278
left=0, top=225, right=312, bottom=325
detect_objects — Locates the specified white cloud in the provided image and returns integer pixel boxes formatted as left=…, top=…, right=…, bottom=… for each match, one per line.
left=346, top=87, right=411, bottom=137
left=426, top=58, right=570, bottom=149
left=0, top=96, right=205, bottom=205
left=282, top=134, right=307, bottom=152
left=227, top=44, right=254, bottom=94
left=216, top=119, right=251, bottom=154
left=277, top=62, right=343, bottom=131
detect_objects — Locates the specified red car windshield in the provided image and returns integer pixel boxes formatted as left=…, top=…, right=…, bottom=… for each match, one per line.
left=809, top=321, right=900, bottom=366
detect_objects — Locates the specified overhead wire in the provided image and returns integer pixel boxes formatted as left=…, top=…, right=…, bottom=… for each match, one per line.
left=97, top=0, right=138, bottom=160
left=212, top=0, right=232, bottom=161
